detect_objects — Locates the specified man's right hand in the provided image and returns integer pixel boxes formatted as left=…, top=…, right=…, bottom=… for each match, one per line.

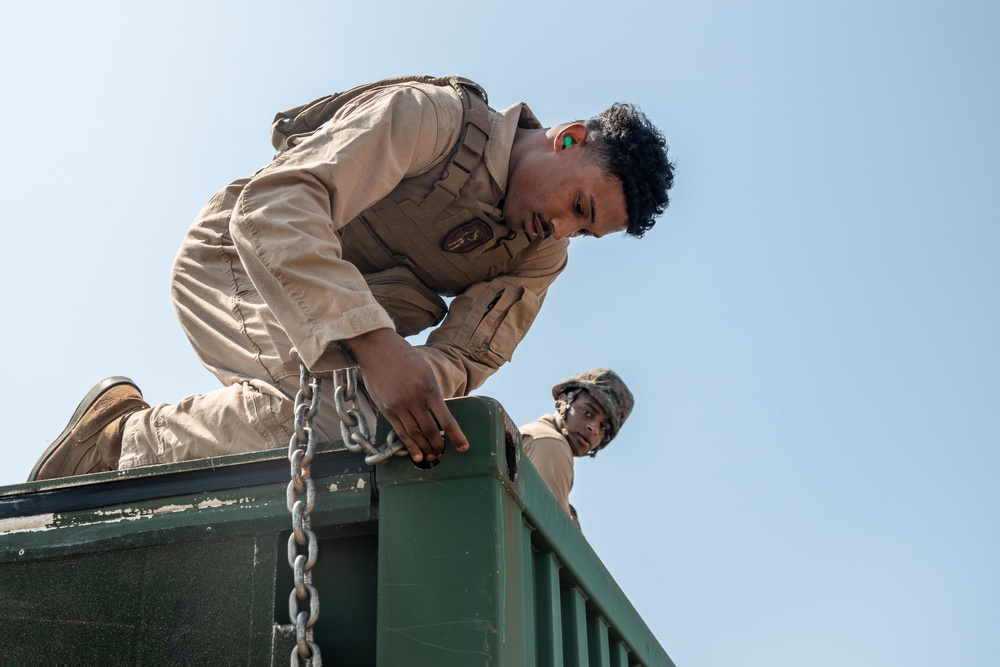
left=341, top=328, right=469, bottom=463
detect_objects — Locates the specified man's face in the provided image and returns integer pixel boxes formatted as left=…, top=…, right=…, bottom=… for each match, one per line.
left=504, top=133, right=628, bottom=241
left=560, top=390, right=612, bottom=457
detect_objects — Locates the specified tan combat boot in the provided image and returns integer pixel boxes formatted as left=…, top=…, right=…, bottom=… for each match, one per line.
left=28, top=377, right=150, bottom=481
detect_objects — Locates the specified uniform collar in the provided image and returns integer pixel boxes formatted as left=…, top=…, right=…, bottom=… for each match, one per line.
left=541, top=413, right=565, bottom=438
left=486, top=102, right=542, bottom=193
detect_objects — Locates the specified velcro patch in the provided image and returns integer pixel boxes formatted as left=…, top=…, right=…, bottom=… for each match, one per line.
left=442, top=219, right=493, bottom=253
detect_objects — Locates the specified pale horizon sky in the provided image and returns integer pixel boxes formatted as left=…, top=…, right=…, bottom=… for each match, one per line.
left=1, top=2, right=997, bottom=666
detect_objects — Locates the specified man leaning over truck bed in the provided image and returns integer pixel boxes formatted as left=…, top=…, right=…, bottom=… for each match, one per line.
left=28, top=74, right=673, bottom=481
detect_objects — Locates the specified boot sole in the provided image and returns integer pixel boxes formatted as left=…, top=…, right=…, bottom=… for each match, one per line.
left=27, top=376, right=139, bottom=482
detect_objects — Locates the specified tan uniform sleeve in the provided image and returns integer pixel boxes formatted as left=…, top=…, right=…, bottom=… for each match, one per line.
left=416, top=237, right=569, bottom=397
left=228, top=83, right=464, bottom=373
left=522, top=432, right=575, bottom=518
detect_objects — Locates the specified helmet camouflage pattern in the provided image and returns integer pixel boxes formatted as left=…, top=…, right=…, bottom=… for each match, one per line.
left=552, top=368, right=634, bottom=442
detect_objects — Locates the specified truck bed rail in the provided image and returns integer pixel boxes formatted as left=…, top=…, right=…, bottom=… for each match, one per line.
left=0, top=396, right=674, bottom=666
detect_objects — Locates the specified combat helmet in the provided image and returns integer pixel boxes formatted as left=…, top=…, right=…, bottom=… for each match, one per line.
left=552, top=368, right=634, bottom=452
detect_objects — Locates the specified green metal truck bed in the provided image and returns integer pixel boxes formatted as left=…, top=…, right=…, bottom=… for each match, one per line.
left=0, top=396, right=674, bottom=666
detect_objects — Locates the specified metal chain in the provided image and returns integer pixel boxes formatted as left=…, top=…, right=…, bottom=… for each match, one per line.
left=287, top=365, right=323, bottom=667
left=333, top=366, right=406, bottom=465
left=285, top=365, right=403, bottom=664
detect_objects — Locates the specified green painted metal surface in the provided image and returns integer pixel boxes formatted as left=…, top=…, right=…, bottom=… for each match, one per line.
left=0, top=396, right=675, bottom=666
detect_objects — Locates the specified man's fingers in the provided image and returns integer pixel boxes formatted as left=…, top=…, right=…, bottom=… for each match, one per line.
left=384, top=411, right=426, bottom=462
left=432, top=403, right=469, bottom=452
left=412, top=409, right=447, bottom=459
left=401, top=408, right=447, bottom=462
left=387, top=410, right=441, bottom=463
left=399, top=434, right=426, bottom=463
left=386, top=403, right=462, bottom=463
left=339, top=329, right=469, bottom=464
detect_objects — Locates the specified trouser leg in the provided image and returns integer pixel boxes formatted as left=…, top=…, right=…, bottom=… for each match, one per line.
left=120, top=178, right=347, bottom=469
left=119, top=379, right=293, bottom=468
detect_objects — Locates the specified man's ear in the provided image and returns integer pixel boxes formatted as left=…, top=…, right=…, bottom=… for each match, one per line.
left=554, top=123, right=588, bottom=151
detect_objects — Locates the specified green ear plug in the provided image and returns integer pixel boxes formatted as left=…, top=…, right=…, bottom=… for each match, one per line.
left=563, top=136, right=573, bottom=148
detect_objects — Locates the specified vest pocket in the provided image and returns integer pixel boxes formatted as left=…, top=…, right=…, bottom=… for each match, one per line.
left=364, top=266, right=448, bottom=337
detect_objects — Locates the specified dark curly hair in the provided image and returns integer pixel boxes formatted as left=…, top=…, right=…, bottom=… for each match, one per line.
left=584, top=103, right=674, bottom=238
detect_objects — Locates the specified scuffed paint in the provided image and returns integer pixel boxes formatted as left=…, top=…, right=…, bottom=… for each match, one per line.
left=0, top=496, right=254, bottom=535
left=329, top=477, right=367, bottom=492
left=0, top=513, right=56, bottom=534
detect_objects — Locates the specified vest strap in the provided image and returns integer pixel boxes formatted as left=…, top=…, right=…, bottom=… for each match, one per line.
left=419, top=84, right=492, bottom=222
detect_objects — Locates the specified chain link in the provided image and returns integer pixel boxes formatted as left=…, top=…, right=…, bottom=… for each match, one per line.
left=287, top=365, right=323, bottom=667
left=333, top=366, right=406, bottom=465
left=285, top=365, right=405, bottom=665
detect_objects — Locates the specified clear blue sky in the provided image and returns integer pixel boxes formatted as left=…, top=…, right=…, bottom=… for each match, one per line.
left=1, top=2, right=997, bottom=665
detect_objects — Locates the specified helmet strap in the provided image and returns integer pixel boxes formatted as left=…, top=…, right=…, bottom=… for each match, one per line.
left=554, top=389, right=580, bottom=438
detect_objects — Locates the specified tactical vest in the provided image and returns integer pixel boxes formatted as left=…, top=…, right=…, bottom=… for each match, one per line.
left=270, top=76, right=532, bottom=312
